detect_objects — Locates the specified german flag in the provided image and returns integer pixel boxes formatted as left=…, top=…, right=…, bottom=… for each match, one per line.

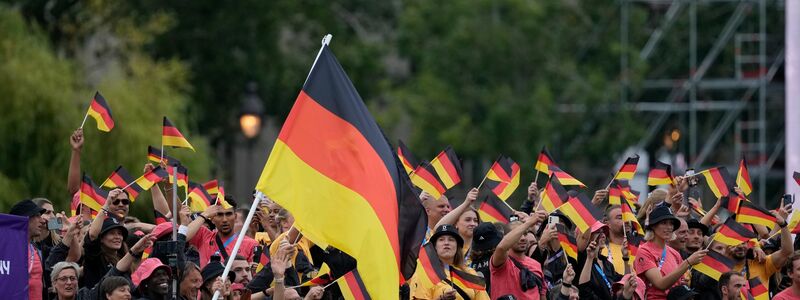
left=694, top=249, right=735, bottom=280
left=788, top=211, right=800, bottom=234
left=299, top=263, right=333, bottom=287
left=162, top=117, right=195, bottom=151
left=720, top=193, right=743, bottom=214
left=126, top=166, right=169, bottom=201
left=80, top=174, right=108, bottom=212
left=736, top=202, right=777, bottom=228
left=484, top=155, right=521, bottom=201
left=557, top=224, right=578, bottom=260
left=737, top=157, right=753, bottom=196
left=397, top=140, right=419, bottom=175
left=647, top=160, right=673, bottom=186
left=613, top=155, right=639, bottom=180
left=86, top=92, right=114, bottom=132
left=429, top=146, right=462, bottom=189
left=627, top=233, right=643, bottom=257
left=478, top=195, right=513, bottom=224
left=747, top=277, right=769, bottom=300
left=549, top=166, right=586, bottom=187
left=701, top=167, right=733, bottom=198
left=740, top=289, right=754, bottom=300
left=616, top=180, right=640, bottom=206
left=338, top=268, right=371, bottom=300
left=147, top=146, right=181, bottom=166
left=609, top=184, right=622, bottom=206
left=558, top=193, right=604, bottom=233
left=188, top=182, right=212, bottom=212
left=535, top=146, right=556, bottom=174
left=215, top=186, right=233, bottom=210
left=253, top=245, right=271, bottom=273
left=167, top=165, right=189, bottom=190
left=203, top=179, right=219, bottom=195
left=714, top=217, right=757, bottom=246
left=410, top=161, right=447, bottom=199
left=621, top=202, right=644, bottom=235
left=101, top=166, right=135, bottom=189
left=450, top=267, right=486, bottom=291
left=254, top=45, right=427, bottom=295
left=416, top=243, right=447, bottom=286
left=541, top=175, right=569, bottom=213
left=141, top=246, right=152, bottom=260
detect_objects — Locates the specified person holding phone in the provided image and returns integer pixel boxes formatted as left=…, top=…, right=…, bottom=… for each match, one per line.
left=578, top=224, right=622, bottom=300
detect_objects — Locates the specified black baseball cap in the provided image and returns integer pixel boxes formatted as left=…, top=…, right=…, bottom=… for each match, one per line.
left=430, top=224, right=464, bottom=250
left=472, top=222, right=502, bottom=252
left=687, top=218, right=709, bottom=236
left=9, top=199, right=46, bottom=217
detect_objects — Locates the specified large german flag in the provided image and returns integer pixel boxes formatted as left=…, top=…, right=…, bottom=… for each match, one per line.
left=541, top=175, right=569, bottom=213
left=410, top=161, right=447, bottom=199
left=558, top=192, right=604, bottom=233
left=484, top=155, right=521, bottom=200
left=647, top=160, right=673, bottom=186
left=736, top=202, right=777, bottom=228
left=450, top=267, right=486, bottom=291
left=397, top=140, right=420, bottom=175
left=80, top=174, right=108, bottom=212
left=549, top=166, right=586, bottom=187
left=338, top=268, right=371, bottom=300
left=162, top=116, right=195, bottom=151
left=613, top=155, right=639, bottom=180
left=416, top=243, right=447, bottom=286
left=478, top=195, right=513, bottom=224
left=736, top=157, right=753, bottom=196
left=188, top=181, right=212, bottom=213
left=255, top=45, right=427, bottom=295
left=101, top=166, right=135, bottom=189
left=701, top=166, right=733, bottom=198
left=694, top=249, right=735, bottom=280
left=714, top=217, right=757, bottom=246
left=534, top=146, right=556, bottom=174
left=147, top=146, right=181, bottom=166
left=556, top=224, right=578, bottom=260
left=86, top=92, right=114, bottom=132
left=747, top=277, right=768, bottom=300
left=429, top=146, right=462, bottom=189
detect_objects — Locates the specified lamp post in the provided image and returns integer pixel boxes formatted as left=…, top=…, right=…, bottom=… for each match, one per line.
left=239, top=82, right=264, bottom=139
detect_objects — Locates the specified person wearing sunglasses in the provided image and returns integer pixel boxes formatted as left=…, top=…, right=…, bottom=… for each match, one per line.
left=83, top=189, right=131, bottom=288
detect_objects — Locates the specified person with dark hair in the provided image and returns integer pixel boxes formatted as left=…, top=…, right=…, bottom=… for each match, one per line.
left=132, top=258, right=172, bottom=300
left=684, top=219, right=708, bottom=253
left=490, top=211, right=547, bottom=299
left=100, top=276, right=133, bottom=300
left=577, top=223, right=623, bottom=300
left=774, top=251, right=800, bottom=299
left=186, top=202, right=258, bottom=267
left=717, top=271, right=745, bottom=300
left=179, top=262, right=202, bottom=300
left=470, top=222, right=503, bottom=292
left=9, top=198, right=48, bottom=300
left=435, top=188, right=481, bottom=264
left=231, top=255, right=253, bottom=285
left=84, top=190, right=131, bottom=288
left=603, top=205, right=632, bottom=275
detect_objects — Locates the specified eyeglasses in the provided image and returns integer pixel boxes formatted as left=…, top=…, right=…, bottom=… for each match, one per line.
left=112, top=199, right=130, bottom=206
left=57, top=276, right=78, bottom=283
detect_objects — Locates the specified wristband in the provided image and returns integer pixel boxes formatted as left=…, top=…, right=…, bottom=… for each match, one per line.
left=562, top=282, right=573, bottom=288
left=129, top=249, right=143, bottom=259
left=197, top=215, right=208, bottom=222
left=622, top=256, right=630, bottom=261
left=274, top=277, right=284, bottom=285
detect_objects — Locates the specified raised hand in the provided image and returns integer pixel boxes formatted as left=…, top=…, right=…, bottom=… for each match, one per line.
left=592, top=189, right=609, bottom=205
left=130, top=233, right=155, bottom=254
left=562, top=263, right=575, bottom=283
left=70, top=128, right=84, bottom=150
left=464, top=188, right=479, bottom=205
left=686, top=249, right=708, bottom=266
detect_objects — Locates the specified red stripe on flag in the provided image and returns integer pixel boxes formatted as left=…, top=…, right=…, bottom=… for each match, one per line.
left=89, top=100, right=114, bottom=127
left=479, top=201, right=509, bottom=223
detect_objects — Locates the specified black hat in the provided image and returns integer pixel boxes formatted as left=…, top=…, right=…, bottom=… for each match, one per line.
left=430, top=224, right=464, bottom=250
left=9, top=199, right=46, bottom=217
left=472, top=222, right=502, bottom=252
left=686, top=218, right=709, bottom=236
left=201, top=255, right=235, bottom=285
left=646, top=205, right=681, bottom=230
left=667, top=285, right=698, bottom=300
left=100, top=217, right=129, bottom=241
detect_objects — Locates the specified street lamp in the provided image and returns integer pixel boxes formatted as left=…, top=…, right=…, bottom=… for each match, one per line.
left=239, top=82, right=264, bottom=139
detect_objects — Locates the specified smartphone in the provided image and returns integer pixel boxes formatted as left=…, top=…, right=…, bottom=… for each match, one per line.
left=685, top=169, right=698, bottom=187
left=47, top=218, right=62, bottom=231
left=783, top=194, right=794, bottom=206
left=548, top=216, right=559, bottom=228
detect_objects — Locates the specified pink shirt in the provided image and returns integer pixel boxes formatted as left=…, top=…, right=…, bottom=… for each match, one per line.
left=773, top=287, right=800, bottom=300
left=28, top=244, right=43, bottom=300
left=490, top=253, right=545, bottom=300
left=633, top=241, right=683, bottom=300
left=189, top=226, right=258, bottom=268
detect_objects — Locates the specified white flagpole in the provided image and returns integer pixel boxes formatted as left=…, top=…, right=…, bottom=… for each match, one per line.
left=211, top=191, right=265, bottom=300
left=303, top=34, right=333, bottom=86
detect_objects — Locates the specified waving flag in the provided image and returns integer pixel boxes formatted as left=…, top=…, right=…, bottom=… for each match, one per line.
left=484, top=155, right=521, bottom=200
left=535, top=147, right=556, bottom=174
left=736, top=202, right=777, bottom=228
left=647, top=160, right=673, bottom=186
left=415, top=243, right=447, bottom=287
left=397, top=140, right=420, bottom=175
left=255, top=43, right=427, bottom=296
left=338, top=268, right=371, bottom=300
left=541, top=175, right=569, bottom=213
left=101, top=166, right=135, bottom=189
left=188, top=182, right=212, bottom=212
left=125, top=166, right=169, bottom=201
left=478, top=195, right=513, bottom=224
left=613, top=155, right=639, bottom=180
left=701, top=167, right=734, bottom=198
left=85, top=92, right=115, bottom=132
left=450, top=267, right=486, bottom=291
left=747, top=277, right=768, bottom=300
left=736, top=158, right=753, bottom=196
left=549, top=165, right=586, bottom=187
left=559, top=193, right=604, bottom=233
left=714, top=218, right=757, bottom=246
left=429, top=146, right=462, bottom=189
left=556, top=224, right=578, bottom=260
left=203, top=180, right=219, bottom=195
left=147, top=146, right=181, bottom=166
left=410, top=161, right=447, bottom=199
left=168, top=165, right=189, bottom=190
left=720, top=193, right=743, bottom=214
left=80, top=174, right=108, bottom=212
left=694, top=250, right=735, bottom=280
left=162, top=117, right=195, bottom=151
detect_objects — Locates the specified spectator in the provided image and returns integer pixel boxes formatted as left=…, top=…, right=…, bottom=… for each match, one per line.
left=51, top=261, right=80, bottom=300
left=84, top=194, right=130, bottom=289
left=9, top=199, right=48, bottom=300
left=717, top=272, right=745, bottom=300
left=421, top=192, right=453, bottom=243
left=684, top=219, right=708, bottom=253
left=470, top=222, right=503, bottom=292
left=490, top=211, right=547, bottom=299
left=435, top=188, right=481, bottom=263
left=774, top=251, right=800, bottom=300
left=101, top=276, right=133, bottom=300
left=132, top=258, right=173, bottom=300
left=667, top=218, right=689, bottom=259
left=179, top=262, right=202, bottom=300
left=186, top=203, right=258, bottom=267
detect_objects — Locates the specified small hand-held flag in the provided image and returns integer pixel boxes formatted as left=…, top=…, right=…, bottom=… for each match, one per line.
left=478, top=195, right=514, bottom=224
left=397, top=140, right=420, bottom=175
left=693, top=249, right=735, bottom=280
left=80, top=174, right=108, bottom=212
left=556, top=224, right=578, bottom=260
left=647, top=161, right=673, bottom=186
left=162, top=116, right=195, bottom=151
left=549, top=166, right=586, bottom=187
left=481, top=155, right=521, bottom=201
left=429, top=146, right=463, bottom=190
left=534, top=146, right=556, bottom=183
left=540, top=174, right=569, bottom=213
left=735, top=202, right=777, bottom=228
left=101, top=166, right=135, bottom=189
left=736, top=157, right=753, bottom=196
left=700, top=166, right=734, bottom=199
left=82, top=92, right=115, bottom=132
left=714, top=217, right=757, bottom=246
left=613, top=155, right=640, bottom=181
left=409, top=161, right=447, bottom=199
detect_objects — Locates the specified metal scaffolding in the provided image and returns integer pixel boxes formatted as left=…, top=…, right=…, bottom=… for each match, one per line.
left=620, top=0, right=785, bottom=206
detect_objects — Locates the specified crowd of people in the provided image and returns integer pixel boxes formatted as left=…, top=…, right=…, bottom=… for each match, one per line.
left=7, top=128, right=800, bottom=300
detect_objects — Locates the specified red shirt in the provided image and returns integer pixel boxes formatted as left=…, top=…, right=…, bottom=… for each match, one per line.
left=28, top=244, right=43, bottom=300
left=773, top=287, right=800, bottom=300
left=633, top=241, right=684, bottom=300
left=490, top=253, right=545, bottom=300
left=189, top=226, right=258, bottom=268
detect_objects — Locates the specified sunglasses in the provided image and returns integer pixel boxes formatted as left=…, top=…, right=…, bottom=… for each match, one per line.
left=112, top=199, right=130, bottom=206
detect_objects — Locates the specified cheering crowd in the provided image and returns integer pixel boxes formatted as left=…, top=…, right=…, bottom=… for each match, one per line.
left=8, top=125, right=800, bottom=300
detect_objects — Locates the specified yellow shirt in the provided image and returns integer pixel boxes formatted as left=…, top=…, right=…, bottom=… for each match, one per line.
left=603, top=242, right=633, bottom=275
left=734, top=254, right=778, bottom=290
left=409, top=265, right=490, bottom=300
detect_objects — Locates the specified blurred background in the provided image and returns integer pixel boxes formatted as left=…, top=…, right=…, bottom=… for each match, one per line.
left=0, top=0, right=791, bottom=218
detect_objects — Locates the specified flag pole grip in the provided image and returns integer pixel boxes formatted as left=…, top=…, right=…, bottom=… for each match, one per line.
left=80, top=110, right=89, bottom=129
left=211, top=191, right=264, bottom=300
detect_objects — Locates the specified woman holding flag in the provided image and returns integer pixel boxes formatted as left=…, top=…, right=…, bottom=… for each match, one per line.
left=434, top=188, right=482, bottom=264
